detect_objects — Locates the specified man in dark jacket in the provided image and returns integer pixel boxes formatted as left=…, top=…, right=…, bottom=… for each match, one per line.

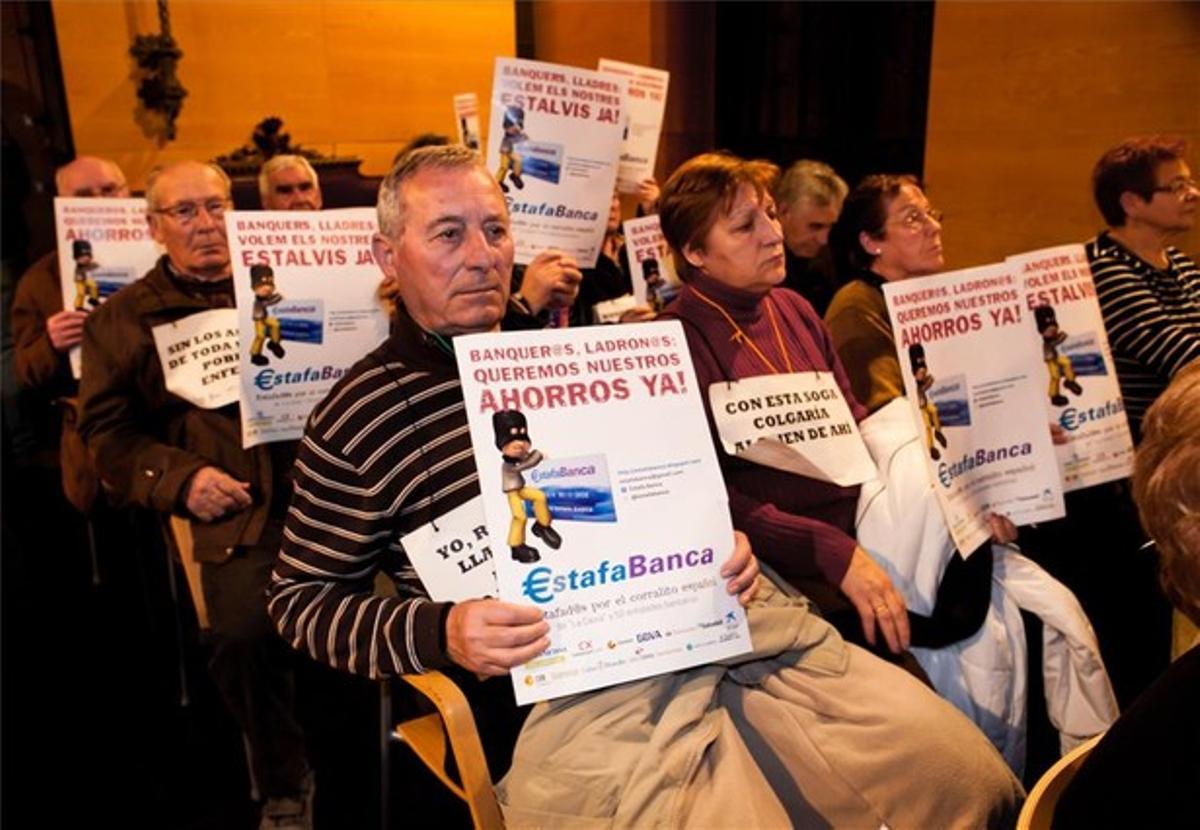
left=77, top=160, right=313, bottom=829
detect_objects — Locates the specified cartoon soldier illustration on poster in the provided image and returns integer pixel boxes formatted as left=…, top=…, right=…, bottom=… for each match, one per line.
left=910, top=343, right=948, bottom=460
left=249, top=263, right=286, bottom=366
left=1034, top=304, right=1083, bottom=407
left=495, top=105, right=528, bottom=194
left=72, top=239, right=100, bottom=310
left=494, top=409, right=561, bottom=563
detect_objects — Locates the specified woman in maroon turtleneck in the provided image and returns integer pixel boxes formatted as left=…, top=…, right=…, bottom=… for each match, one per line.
left=656, top=152, right=923, bottom=667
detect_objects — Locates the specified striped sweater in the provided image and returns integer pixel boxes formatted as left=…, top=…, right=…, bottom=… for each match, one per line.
left=267, top=309, right=480, bottom=678
left=1086, top=232, right=1200, bottom=438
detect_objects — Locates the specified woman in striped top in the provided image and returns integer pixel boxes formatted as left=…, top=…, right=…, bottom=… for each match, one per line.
left=1086, top=135, right=1200, bottom=441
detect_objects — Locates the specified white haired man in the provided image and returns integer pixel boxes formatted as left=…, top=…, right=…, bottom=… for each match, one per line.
left=776, top=159, right=848, bottom=316
left=259, top=154, right=322, bottom=211
left=78, top=160, right=314, bottom=829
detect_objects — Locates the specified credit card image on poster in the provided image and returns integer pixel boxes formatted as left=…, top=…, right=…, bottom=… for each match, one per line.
left=275, top=299, right=325, bottom=346
left=525, top=453, right=618, bottom=523
left=515, top=141, right=564, bottom=185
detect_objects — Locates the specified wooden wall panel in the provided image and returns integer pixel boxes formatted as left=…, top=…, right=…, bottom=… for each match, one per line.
left=532, top=1, right=652, bottom=70
left=925, top=2, right=1200, bottom=270
left=51, top=0, right=515, bottom=188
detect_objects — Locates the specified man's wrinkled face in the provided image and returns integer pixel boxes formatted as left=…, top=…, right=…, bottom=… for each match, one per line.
left=57, top=157, right=129, bottom=198
left=264, top=164, right=322, bottom=211
left=372, top=166, right=513, bottom=336
left=779, top=197, right=840, bottom=259
left=148, top=163, right=232, bottom=278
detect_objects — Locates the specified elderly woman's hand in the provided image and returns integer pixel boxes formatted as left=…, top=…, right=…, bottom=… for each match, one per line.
left=721, top=530, right=761, bottom=607
left=840, top=546, right=911, bottom=653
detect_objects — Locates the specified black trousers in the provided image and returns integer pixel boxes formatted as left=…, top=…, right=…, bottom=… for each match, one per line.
left=200, top=524, right=309, bottom=798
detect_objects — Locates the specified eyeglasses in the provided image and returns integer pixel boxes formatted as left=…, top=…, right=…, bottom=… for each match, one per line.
left=890, top=206, right=944, bottom=232
left=153, top=199, right=230, bottom=224
left=1151, top=178, right=1199, bottom=198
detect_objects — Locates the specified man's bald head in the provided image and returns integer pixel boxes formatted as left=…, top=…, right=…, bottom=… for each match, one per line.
left=55, top=156, right=129, bottom=198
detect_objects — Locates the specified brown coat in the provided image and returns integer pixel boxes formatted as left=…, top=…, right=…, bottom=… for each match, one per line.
left=77, top=257, right=274, bottom=562
left=10, top=252, right=74, bottom=462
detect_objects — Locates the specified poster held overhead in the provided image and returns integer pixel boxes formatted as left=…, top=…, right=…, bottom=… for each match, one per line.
left=456, top=321, right=752, bottom=704
left=486, top=57, right=625, bottom=268
left=453, top=92, right=483, bottom=153
left=597, top=58, right=669, bottom=193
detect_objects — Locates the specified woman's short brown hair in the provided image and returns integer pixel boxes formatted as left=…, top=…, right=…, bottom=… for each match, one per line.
left=658, top=152, right=779, bottom=282
left=1133, top=361, right=1200, bottom=626
left=1092, top=135, right=1188, bottom=228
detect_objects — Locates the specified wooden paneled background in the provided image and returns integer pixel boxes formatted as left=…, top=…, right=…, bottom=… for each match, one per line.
left=51, top=0, right=515, bottom=188
left=925, top=2, right=1200, bottom=269
left=51, top=0, right=1200, bottom=251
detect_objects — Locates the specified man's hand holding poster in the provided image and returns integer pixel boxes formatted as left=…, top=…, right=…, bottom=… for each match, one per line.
left=883, top=264, right=1065, bottom=555
left=487, top=57, right=625, bottom=267
left=1009, top=244, right=1134, bottom=491
left=227, top=208, right=389, bottom=447
left=55, top=197, right=161, bottom=377
left=456, top=321, right=751, bottom=704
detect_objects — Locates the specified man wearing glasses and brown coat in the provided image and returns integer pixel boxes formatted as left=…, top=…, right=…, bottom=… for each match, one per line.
left=77, top=160, right=314, bottom=829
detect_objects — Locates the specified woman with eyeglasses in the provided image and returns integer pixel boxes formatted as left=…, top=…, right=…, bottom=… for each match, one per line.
left=825, top=175, right=946, bottom=414
left=825, top=177, right=1122, bottom=779
left=651, top=152, right=1024, bottom=825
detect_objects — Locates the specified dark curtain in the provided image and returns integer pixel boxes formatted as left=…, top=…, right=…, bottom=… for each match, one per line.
left=713, top=1, right=936, bottom=185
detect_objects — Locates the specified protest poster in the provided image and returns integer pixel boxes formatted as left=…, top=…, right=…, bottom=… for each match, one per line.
left=596, top=59, right=669, bottom=193
left=1009, top=244, right=1134, bottom=491
left=150, top=309, right=241, bottom=409
left=884, top=264, right=1066, bottom=555
left=227, top=208, right=389, bottom=447
left=54, top=197, right=160, bottom=377
left=487, top=57, right=625, bottom=267
left=400, top=496, right=500, bottom=603
left=708, top=373, right=877, bottom=487
left=453, top=92, right=483, bottom=153
left=456, top=321, right=752, bottom=704
left=622, top=214, right=681, bottom=309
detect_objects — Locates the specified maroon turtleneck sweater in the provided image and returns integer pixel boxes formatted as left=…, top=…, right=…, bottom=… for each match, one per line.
left=662, top=273, right=867, bottom=588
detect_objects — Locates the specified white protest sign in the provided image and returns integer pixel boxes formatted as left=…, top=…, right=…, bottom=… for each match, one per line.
left=400, top=496, right=499, bottom=602
left=884, top=263, right=1066, bottom=556
left=456, top=321, right=751, bottom=704
left=592, top=294, right=640, bottom=324
left=226, top=208, right=389, bottom=447
left=151, top=308, right=241, bottom=409
left=487, top=57, right=625, bottom=267
left=623, top=214, right=681, bottom=308
left=54, top=197, right=160, bottom=378
left=709, top=372, right=876, bottom=487
left=1009, top=244, right=1134, bottom=491
left=453, top=92, right=483, bottom=153
left=596, top=59, right=669, bottom=193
